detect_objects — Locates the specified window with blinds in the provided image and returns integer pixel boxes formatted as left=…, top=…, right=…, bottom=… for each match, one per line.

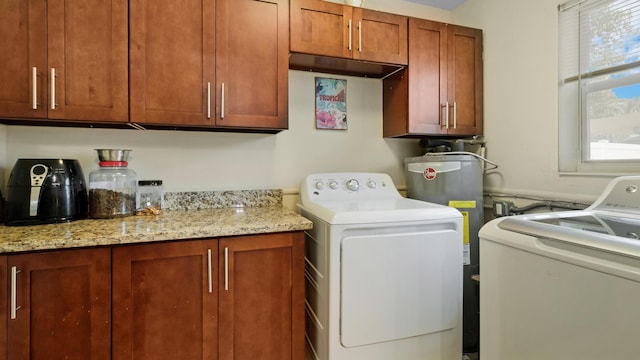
left=558, top=0, right=640, bottom=172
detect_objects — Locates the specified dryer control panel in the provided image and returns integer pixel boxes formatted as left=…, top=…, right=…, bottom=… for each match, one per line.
left=301, top=173, right=400, bottom=204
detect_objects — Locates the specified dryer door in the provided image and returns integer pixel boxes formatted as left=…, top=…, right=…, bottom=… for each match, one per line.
left=340, top=227, right=461, bottom=347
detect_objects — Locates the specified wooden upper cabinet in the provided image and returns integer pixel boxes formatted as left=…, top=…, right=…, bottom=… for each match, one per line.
left=447, top=25, right=483, bottom=136
left=129, top=0, right=215, bottom=126
left=0, top=0, right=46, bottom=119
left=290, top=0, right=351, bottom=58
left=290, top=0, right=407, bottom=65
left=0, top=0, right=128, bottom=122
left=353, top=8, right=408, bottom=65
left=218, top=233, right=305, bottom=360
left=215, top=0, right=289, bottom=129
left=6, top=248, right=111, bottom=360
left=112, top=240, right=218, bottom=360
left=383, top=18, right=482, bottom=137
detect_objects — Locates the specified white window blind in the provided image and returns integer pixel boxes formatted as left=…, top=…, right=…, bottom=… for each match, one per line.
left=558, top=0, right=640, bottom=172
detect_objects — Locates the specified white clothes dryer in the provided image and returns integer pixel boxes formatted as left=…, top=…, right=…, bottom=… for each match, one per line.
left=298, top=173, right=463, bottom=360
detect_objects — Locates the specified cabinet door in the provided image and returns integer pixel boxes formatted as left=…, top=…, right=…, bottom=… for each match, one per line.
left=47, top=0, right=128, bottom=122
left=112, top=239, right=218, bottom=360
left=409, top=18, right=447, bottom=135
left=383, top=18, right=446, bottom=137
left=0, top=0, right=47, bottom=119
left=219, top=232, right=305, bottom=360
left=7, top=248, right=111, bottom=360
left=215, top=0, right=289, bottom=129
left=447, top=25, right=483, bottom=136
left=290, top=0, right=352, bottom=59
left=354, top=9, right=408, bottom=65
left=112, top=240, right=218, bottom=360
left=130, top=0, right=215, bottom=126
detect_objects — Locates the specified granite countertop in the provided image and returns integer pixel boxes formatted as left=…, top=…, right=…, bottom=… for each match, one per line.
left=0, top=189, right=312, bottom=254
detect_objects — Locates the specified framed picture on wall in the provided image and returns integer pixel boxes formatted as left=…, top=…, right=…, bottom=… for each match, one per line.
left=315, top=77, right=347, bottom=130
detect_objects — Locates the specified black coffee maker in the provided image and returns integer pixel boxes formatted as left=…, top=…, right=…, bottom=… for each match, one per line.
left=4, top=159, right=88, bottom=226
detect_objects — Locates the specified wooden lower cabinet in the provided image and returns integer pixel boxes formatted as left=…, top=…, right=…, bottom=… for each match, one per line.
left=219, top=232, right=305, bottom=360
left=1, top=232, right=304, bottom=360
left=6, top=248, right=111, bottom=360
left=112, top=239, right=218, bottom=360
left=112, top=232, right=304, bottom=360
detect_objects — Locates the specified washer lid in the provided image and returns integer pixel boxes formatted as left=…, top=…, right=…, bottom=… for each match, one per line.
left=299, top=197, right=461, bottom=224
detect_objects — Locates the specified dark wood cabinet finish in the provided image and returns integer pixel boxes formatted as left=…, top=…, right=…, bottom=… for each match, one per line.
left=1, top=231, right=304, bottom=359
left=289, top=0, right=408, bottom=78
left=447, top=24, right=483, bottom=136
left=219, top=232, right=305, bottom=360
left=383, top=18, right=482, bottom=137
left=112, top=239, right=218, bottom=360
left=353, top=8, right=408, bottom=65
left=290, top=0, right=351, bottom=59
left=6, top=248, right=111, bottom=360
left=215, top=0, right=289, bottom=129
left=290, top=0, right=407, bottom=66
left=129, top=0, right=215, bottom=126
left=0, top=0, right=128, bottom=123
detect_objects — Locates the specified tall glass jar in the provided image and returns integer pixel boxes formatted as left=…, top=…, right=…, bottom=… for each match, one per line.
left=89, top=160, right=137, bottom=219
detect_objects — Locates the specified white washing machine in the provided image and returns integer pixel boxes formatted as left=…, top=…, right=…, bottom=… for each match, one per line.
left=298, top=173, right=463, bottom=360
left=480, top=176, right=640, bottom=359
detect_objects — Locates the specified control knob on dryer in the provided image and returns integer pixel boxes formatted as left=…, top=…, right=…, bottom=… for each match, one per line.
left=346, top=179, right=360, bottom=191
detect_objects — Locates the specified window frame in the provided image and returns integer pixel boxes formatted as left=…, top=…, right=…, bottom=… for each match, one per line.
left=558, top=0, right=640, bottom=175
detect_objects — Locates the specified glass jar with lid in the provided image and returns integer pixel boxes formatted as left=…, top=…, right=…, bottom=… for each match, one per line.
left=136, top=180, right=163, bottom=214
left=89, top=149, right=137, bottom=219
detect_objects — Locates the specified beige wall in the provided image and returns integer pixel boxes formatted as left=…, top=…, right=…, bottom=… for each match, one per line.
left=453, top=0, right=616, bottom=203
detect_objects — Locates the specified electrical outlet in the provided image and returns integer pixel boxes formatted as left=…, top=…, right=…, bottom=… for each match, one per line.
left=493, top=201, right=514, bottom=217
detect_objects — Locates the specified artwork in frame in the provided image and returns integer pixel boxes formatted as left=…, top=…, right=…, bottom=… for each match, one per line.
left=315, top=77, right=347, bottom=130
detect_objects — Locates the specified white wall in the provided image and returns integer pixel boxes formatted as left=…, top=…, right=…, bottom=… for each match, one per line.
left=453, top=0, right=618, bottom=203
left=2, top=71, right=421, bottom=195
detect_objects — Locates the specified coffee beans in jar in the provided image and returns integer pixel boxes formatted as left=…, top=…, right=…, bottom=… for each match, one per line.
left=88, top=150, right=137, bottom=219
left=89, top=188, right=136, bottom=218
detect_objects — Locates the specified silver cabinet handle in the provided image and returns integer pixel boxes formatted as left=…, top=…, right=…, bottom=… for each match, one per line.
left=224, top=247, right=229, bottom=291
left=348, top=19, right=353, bottom=51
left=445, top=102, right=450, bottom=129
left=453, top=102, right=457, bottom=129
left=50, top=68, right=56, bottom=110
left=10, top=266, right=21, bottom=320
left=207, top=82, right=211, bottom=119
left=32, top=67, right=38, bottom=110
left=220, top=82, right=225, bottom=119
left=207, top=249, right=213, bottom=293
left=358, top=20, right=362, bottom=52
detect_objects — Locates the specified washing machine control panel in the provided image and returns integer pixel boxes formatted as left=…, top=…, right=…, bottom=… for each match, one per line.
left=302, top=173, right=400, bottom=202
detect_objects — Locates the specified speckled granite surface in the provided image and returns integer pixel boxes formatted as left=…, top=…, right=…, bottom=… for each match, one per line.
left=0, top=190, right=312, bottom=254
left=164, top=189, right=282, bottom=210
